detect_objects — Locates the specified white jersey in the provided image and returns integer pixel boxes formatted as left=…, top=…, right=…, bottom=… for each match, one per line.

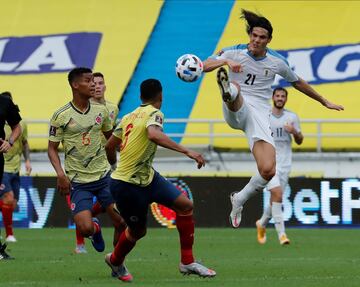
left=212, top=44, right=299, bottom=108
left=270, top=109, right=301, bottom=171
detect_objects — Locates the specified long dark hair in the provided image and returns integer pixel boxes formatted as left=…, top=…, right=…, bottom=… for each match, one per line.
left=240, top=9, right=273, bottom=38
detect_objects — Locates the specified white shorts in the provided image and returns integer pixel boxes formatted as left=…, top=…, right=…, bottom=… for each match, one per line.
left=267, top=169, right=290, bottom=191
left=222, top=99, right=274, bottom=151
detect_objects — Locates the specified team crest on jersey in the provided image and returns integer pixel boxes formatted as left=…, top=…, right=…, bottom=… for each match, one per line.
left=95, top=113, right=103, bottom=125
left=0, top=184, right=4, bottom=191
left=155, top=115, right=163, bottom=124
left=109, top=111, right=115, bottom=120
left=150, top=179, right=193, bottom=228
left=264, top=69, right=270, bottom=76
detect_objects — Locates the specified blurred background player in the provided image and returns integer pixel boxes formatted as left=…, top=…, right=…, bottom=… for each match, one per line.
left=48, top=67, right=126, bottom=254
left=0, top=92, right=32, bottom=243
left=203, top=9, right=343, bottom=229
left=104, top=79, right=216, bottom=282
left=256, top=87, right=303, bottom=245
left=0, top=92, right=22, bottom=260
left=92, top=72, right=119, bottom=127
left=69, top=72, right=120, bottom=254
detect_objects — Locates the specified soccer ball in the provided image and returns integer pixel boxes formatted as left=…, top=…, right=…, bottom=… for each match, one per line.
left=175, top=54, right=203, bottom=82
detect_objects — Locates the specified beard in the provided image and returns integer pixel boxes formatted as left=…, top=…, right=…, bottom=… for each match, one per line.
left=273, top=101, right=285, bottom=109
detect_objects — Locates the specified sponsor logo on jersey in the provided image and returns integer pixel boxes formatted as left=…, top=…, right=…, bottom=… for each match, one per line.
left=150, top=178, right=193, bottom=228
left=49, top=125, right=57, bottom=136
left=155, top=115, right=163, bottom=124
left=274, top=43, right=360, bottom=86
left=0, top=32, right=102, bottom=75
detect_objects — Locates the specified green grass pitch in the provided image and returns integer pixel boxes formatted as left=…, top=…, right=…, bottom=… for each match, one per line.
left=0, top=228, right=359, bottom=287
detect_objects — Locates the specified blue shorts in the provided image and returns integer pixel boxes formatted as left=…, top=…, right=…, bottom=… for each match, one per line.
left=110, top=171, right=182, bottom=228
left=0, top=172, right=20, bottom=201
left=70, top=175, right=114, bottom=215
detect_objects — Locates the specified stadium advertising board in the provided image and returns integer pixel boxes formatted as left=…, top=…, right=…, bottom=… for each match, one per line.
left=0, top=33, right=101, bottom=74
left=1, top=177, right=359, bottom=228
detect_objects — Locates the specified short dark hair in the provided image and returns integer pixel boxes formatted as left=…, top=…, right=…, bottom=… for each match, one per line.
left=93, top=72, right=104, bottom=80
left=140, top=79, right=162, bottom=101
left=273, top=87, right=288, bottom=97
left=68, top=67, right=92, bottom=85
left=0, top=91, right=12, bottom=100
left=241, top=9, right=273, bottom=38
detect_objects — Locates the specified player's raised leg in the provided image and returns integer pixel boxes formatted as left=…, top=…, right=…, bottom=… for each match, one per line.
left=217, top=67, right=243, bottom=112
left=230, top=141, right=275, bottom=228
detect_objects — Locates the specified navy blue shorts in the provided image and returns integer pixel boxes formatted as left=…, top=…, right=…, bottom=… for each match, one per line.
left=110, top=171, right=182, bottom=228
left=0, top=172, right=20, bottom=201
left=70, top=174, right=114, bottom=215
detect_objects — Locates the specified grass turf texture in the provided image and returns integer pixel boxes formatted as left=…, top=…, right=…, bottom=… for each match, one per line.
left=0, top=228, right=358, bottom=287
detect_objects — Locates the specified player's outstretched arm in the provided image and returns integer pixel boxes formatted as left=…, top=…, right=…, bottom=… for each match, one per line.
left=203, top=58, right=242, bottom=73
left=105, top=135, right=120, bottom=166
left=292, top=78, right=344, bottom=111
left=48, top=140, right=71, bottom=195
left=147, top=125, right=205, bottom=169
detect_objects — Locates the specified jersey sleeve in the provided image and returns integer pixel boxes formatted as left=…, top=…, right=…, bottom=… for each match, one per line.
left=208, top=47, right=236, bottom=61
left=101, top=108, right=113, bottom=132
left=5, top=99, right=21, bottom=127
left=146, top=110, right=164, bottom=129
left=48, top=113, right=64, bottom=142
left=277, top=59, right=299, bottom=83
left=112, top=121, right=123, bottom=140
left=292, top=113, right=301, bottom=133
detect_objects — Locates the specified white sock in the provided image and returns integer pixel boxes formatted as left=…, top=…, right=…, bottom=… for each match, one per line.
left=258, top=205, right=272, bottom=227
left=272, top=202, right=285, bottom=239
left=229, top=83, right=239, bottom=102
left=234, top=173, right=268, bottom=207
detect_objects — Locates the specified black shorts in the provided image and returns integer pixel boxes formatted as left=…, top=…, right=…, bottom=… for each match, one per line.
left=110, top=172, right=182, bottom=228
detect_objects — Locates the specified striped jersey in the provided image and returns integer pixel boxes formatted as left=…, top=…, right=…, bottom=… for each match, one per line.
left=49, top=101, right=112, bottom=183
left=270, top=109, right=301, bottom=170
left=211, top=44, right=298, bottom=107
left=111, top=104, right=164, bottom=186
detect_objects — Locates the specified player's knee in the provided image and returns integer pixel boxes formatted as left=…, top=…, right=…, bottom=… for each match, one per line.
left=3, top=192, right=15, bottom=205
left=260, top=165, right=276, bottom=181
left=77, top=222, right=94, bottom=237
left=177, top=199, right=193, bottom=215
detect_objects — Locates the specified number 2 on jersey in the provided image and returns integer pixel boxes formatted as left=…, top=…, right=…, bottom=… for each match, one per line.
left=120, top=123, right=134, bottom=151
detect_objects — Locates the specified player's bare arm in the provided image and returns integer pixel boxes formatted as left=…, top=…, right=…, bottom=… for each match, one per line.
left=105, top=135, right=120, bottom=165
left=203, top=58, right=242, bottom=73
left=0, top=123, right=21, bottom=153
left=292, top=78, right=344, bottom=111
left=22, top=139, right=32, bottom=175
left=48, top=140, right=71, bottom=195
left=284, top=123, right=303, bottom=145
left=147, top=125, right=205, bottom=169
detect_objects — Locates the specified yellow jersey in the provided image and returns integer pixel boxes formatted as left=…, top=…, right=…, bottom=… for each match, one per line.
left=49, top=101, right=112, bottom=183
left=4, top=121, right=28, bottom=173
left=111, top=104, right=164, bottom=186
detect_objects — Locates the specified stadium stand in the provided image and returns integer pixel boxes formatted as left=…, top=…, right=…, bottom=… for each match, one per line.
left=0, top=0, right=162, bottom=149
left=184, top=1, right=360, bottom=150
left=118, top=0, right=235, bottom=142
